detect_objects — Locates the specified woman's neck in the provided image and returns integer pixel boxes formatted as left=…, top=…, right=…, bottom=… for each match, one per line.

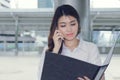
left=64, top=38, right=79, bottom=51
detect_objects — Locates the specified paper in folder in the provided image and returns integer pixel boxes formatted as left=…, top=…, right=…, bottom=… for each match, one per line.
left=41, top=34, right=119, bottom=80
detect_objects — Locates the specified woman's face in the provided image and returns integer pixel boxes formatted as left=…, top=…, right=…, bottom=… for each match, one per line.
left=58, top=15, right=79, bottom=41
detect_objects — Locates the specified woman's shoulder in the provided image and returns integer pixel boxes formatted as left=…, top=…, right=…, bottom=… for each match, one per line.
left=81, top=40, right=97, bottom=48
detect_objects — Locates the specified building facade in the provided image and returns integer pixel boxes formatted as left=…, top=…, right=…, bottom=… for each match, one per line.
left=0, top=0, right=10, bottom=8
left=38, top=0, right=54, bottom=8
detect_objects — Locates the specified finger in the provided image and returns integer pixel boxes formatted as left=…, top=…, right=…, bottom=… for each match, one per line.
left=77, top=77, right=84, bottom=80
left=54, top=30, right=60, bottom=34
left=55, top=33, right=64, bottom=40
left=53, top=30, right=64, bottom=41
left=53, top=30, right=59, bottom=38
left=83, top=76, right=90, bottom=80
left=53, top=30, right=58, bottom=37
left=57, top=36, right=64, bottom=41
left=56, top=32, right=61, bottom=36
left=54, top=30, right=60, bottom=37
left=53, top=35, right=62, bottom=42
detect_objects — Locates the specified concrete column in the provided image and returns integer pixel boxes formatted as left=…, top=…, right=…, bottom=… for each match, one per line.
left=11, top=12, right=19, bottom=55
left=15, top=17, right=19, bottom=55
left=3, top=41, right=6, bottom=52
left=54, top=0, right=91, bottom=41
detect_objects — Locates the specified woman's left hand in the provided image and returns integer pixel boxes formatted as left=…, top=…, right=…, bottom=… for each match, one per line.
left=77, top=76, right=90, bottom=80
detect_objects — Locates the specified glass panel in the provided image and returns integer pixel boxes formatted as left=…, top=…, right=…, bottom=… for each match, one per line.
left=38, top=0, right=54, bottom=8
left=10, top=0, right=54, bottom=10
left=92, top=30, right=120, bottom=54
left=18, top=30, right=48, bottom=52
left=6, top=42, right=15, bottom=51
left=92, top=30, right=120, bottom=47
left=0, top=41, right=4, bottom=51
left=0, top=31, right=16, bottom=52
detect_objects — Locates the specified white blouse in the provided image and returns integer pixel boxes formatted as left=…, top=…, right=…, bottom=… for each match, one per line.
left=38, top=39, right=102, bottom=80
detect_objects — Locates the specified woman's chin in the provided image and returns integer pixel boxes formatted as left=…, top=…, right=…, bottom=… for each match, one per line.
left=65, top=37, right=75, bottom=41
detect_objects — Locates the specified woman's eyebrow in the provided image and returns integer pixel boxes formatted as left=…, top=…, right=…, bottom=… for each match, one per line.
left=70, top=20, right=76, bottom=23
left=59, top=22, right=66, bottom=24
left=59, top=19, right=76, bottom=24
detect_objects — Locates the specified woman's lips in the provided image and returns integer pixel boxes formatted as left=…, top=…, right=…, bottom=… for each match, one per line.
left=66, top=33, right=73, bottom=37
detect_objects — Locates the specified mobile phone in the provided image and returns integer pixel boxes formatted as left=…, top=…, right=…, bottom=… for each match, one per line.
left=56, top=27, right=63, bottom=42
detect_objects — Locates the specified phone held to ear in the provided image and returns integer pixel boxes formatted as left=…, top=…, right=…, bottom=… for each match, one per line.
left=56, top=27, right=64, bottom=43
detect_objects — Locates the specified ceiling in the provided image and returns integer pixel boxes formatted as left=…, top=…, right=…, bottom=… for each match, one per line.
left=0, top=8, right=120, bottom=31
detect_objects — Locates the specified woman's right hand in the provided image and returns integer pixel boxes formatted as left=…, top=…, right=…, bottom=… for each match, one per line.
left=52, top=30, right=64, bottom=53
left=77, top=76, right=90, bottom=80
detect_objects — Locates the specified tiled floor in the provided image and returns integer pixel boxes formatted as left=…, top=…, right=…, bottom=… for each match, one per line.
left=0, top=54, right=120, bottom=80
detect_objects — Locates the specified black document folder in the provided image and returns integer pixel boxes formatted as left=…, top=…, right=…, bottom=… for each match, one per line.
left=41, top=52, right=107, bottom=80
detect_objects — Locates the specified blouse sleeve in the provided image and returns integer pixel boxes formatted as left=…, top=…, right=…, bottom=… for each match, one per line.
left=38, top=47, right=47, bottom=80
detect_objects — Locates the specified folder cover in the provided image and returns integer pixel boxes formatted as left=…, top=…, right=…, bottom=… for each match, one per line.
left=41, top=52, right=105, bottom=80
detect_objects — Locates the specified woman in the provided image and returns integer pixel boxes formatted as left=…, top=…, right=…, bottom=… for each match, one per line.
left=39, top=5, right=104, bottom=80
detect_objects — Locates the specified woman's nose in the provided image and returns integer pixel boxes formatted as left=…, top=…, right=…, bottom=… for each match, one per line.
left=66, top=26, right=72, bottom=32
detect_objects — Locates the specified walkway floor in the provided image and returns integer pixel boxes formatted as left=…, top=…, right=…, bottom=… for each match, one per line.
left=0, top=54, right=120, bottom=80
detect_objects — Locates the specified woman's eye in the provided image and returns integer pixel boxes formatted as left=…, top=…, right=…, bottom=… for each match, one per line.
left=71, top=23, right=76, bottom=26
left=60, top=25, right=66, bottom=27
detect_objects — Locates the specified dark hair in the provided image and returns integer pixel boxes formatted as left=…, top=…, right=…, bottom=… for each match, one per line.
left=47, top=4, right=80, bottom=53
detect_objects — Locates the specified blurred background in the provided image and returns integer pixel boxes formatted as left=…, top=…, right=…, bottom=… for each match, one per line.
left=0, top=0, right=120, bottom=80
